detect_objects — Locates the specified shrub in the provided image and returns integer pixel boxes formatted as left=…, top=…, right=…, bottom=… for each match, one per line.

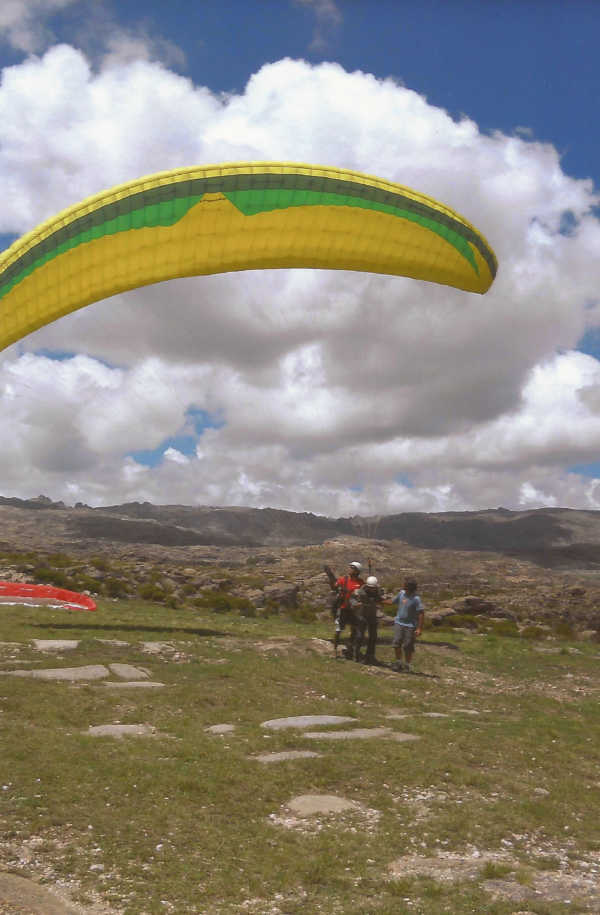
left=238, top=575, right=266, bottom=590
left=72, top=575, right=101, bottom=594
left=288, top=603, right=318, bottom=624
left=440, top=613, right=479, bottom=630
left=553, top=621, right=575, bottom=640
left=489, top=619, right=519, bottom=637
left=520, top=625, right=547, bottom=641
left=33, top=566, right=71, bottom=588
left=138, top=583, right=165, bottom=602
left=46, top=552, right=72, bottom=568
left=104, top=578, right=129, bottom=598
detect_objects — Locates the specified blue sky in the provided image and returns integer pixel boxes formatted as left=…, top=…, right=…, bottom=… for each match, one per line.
left=1, top=0, right=600, bottom=512
left=19, top=0, right=596, bottom=186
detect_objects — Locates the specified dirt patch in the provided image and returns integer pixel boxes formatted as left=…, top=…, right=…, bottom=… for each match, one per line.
left=0, top=870, right=117, bottom=914
left=269, top=794, right=381, bottom=835
left=388, top=851, right=600, bottom=910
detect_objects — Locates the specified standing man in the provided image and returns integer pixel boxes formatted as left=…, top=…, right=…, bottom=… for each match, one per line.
left=324, top=561, right=364, bottom=657
left=391, top=578, right=425, bottom=672
left=349, top=575, right=385, bottom=664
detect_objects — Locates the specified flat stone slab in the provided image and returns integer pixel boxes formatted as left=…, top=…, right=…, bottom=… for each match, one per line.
left=96, top=638, right=130, bottom=647
left=261, top=715, right=356, bottom=730
left=422, top=712, right=450, bottom=718
left=140, top=641, right=174, bottom=653
left=287, top=794, right=360, bottom=816
left=205, top=723, right=235, bottom=734
left=1, top=664, right=109, bottom=680
left=303, top=727, right=393, bottom=740
left=108, top=663, right=149, bottom=680
left=254, top=751, right=322, bottom=763
left=31, top=639, right=80, bottom=651
left=87, top=724, right=155, bottom=738
left=102, top=680, right=165, bottom=688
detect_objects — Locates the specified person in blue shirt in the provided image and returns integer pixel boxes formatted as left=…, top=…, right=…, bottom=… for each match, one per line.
left=391, top=578, right=424, bottom=672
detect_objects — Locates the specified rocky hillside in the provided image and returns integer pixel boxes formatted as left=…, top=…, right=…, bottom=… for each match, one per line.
left=1, top=495, right=600, bottom=637
left=2, top=495, right=600, bottom=568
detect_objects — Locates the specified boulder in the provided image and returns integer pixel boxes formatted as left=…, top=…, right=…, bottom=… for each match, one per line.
left=454, top=595, right=504, bottom=616
left=427, top=608, right=457, bottom=626
left=263, top=582, right=300, bottom=609
left=577, top=629, right=600, bottom=642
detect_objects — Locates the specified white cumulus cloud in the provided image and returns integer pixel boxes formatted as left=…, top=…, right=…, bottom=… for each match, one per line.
left=1, top=50, right=600, bottom=513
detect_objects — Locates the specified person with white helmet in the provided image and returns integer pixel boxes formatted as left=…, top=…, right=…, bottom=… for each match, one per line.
left=324, top=560, right=364, bottom=656
left=349, top=575, right=385, bottom=664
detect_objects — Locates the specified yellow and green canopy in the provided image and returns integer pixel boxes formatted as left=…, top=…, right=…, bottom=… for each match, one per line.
left=0, top=162, right=497, bottom=351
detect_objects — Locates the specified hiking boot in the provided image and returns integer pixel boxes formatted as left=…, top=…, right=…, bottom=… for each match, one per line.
left=392, top=661, right=404, bottom=672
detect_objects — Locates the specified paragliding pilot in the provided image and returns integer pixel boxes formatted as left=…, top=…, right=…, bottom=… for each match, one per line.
left=324, top=561, right=364, bottom=657
left=348, top=575, right=385, bottom=664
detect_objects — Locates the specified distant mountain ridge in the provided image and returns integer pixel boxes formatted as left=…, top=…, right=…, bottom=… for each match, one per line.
left=2, top=494, right=600, bottom=568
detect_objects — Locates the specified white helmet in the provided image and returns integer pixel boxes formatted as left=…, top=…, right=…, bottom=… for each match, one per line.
left=349, top=561, right=362, bottom=572
left=366, top=575, right=378, bottom=587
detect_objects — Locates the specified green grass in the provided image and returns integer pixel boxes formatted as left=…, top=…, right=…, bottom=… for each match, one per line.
left=1, top=599, right=599, bottom=913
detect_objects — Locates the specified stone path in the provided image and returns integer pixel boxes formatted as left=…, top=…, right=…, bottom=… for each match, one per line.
left=261, top=715, right=356, bottom=730
left=87, top=724, right=156, bottom=738
left=3, top=636, right=593, bottom=912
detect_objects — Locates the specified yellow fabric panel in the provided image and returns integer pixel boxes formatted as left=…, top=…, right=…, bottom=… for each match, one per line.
left=0, top=162, right=497, bottom=351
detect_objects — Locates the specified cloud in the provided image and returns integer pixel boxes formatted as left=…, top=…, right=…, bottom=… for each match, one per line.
left=293, top=0, right=342, bottom=52
left=1, top=51, right=600, bottom=513
left=0, top=0, right=77, bottom=54
left=0, top=0, right=186, bottom=71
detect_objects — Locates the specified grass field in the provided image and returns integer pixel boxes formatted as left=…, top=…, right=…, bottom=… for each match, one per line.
left=1, top=599, right=599, bottom=913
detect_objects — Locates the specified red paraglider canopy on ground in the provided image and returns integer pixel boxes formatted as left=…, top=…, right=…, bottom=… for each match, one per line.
left=0, top=582, right=97, bottom=611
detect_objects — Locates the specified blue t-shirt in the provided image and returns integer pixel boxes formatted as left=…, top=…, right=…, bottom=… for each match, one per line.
left=392, top=590, right=424, bottom=628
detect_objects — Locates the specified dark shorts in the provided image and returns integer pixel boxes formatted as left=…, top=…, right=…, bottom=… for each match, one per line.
left=393, top=624, right=416, bottom=650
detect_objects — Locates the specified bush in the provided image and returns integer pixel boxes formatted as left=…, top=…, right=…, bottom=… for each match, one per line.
left=489, top=619, right=519, bottom=638
left=72, top=575, right=101, bottom=594
left=520, top=625, right=547, bottom=641
left=46, top=552, right=72, bottom=568
left=553, top=621, right=575, bottom=640
left=104, top=578, right=129, bottom=598
left=288, top=603, right=318, bottom=624
left=211, top=594, right=233, bottom=614
left=138, top=583, right=165, bottom=602
left=440, top=613, right=479, bottom=630
left=238, top=575, right=266, bottom=590
left=33, top=566, right=71, bottom=588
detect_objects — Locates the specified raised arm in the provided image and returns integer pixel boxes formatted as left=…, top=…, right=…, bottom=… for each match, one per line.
left=323, top=564, right=337, bottom=590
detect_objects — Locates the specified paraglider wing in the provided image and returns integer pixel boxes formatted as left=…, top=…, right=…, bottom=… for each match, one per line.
left=0, top=162, right=498, bottom=352
left=0, top=582, right=97, bottom=611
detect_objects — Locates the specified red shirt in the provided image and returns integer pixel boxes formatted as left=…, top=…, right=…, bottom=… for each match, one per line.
left=335, top=575, right=364, bottom=609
